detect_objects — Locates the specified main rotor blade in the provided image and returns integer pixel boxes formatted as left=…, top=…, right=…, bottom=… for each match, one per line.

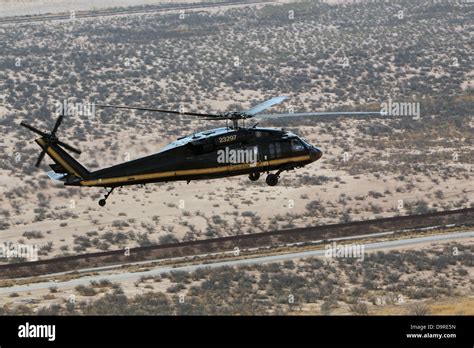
left=57, top=140, right=81, bottom=154
left=51, top=115, right=64, bottom=135
left=255, top=111, right=387, bottom=119
left=35, top=150, right=47, bottom=167
left=20, top=122, right=47, bottom=137
left=245, top=96, right=288, bottom=116
left=96, top=104, right=222, bottom=118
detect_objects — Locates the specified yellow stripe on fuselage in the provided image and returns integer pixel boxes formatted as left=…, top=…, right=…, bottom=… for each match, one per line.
left=80, top=155, right=311, bottom=186
left=36, top=138, right=81, bottom=178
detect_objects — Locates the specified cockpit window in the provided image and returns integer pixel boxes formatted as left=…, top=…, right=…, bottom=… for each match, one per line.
left=291, top=139, right=305, bottom=152
left=300, top=138, right=312, bottom=148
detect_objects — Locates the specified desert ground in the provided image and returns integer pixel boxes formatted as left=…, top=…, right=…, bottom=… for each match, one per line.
left=0, top=0, right=472, bottom=315
left=1, top=238, right=472, bottom=315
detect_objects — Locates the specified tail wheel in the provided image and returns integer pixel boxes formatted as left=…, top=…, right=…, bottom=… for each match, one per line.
left=249, top=172, right=260, bottom=181
left=98, top=187, right=115, bottom=207
left=266, top=173, right=279, bottom=186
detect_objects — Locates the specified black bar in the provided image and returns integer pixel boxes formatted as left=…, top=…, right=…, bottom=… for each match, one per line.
left=0, top=316, right=472, bottom=346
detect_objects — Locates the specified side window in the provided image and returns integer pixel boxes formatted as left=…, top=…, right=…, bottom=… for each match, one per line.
left=275, top=142, right=281, bottom=157
left=291, top=139, right=304, bottom=152
left=269, top=143, right=275, bottom=159
left=187, top=141, right=214, bottom=155
left=281, top=140, right=291, bottom=155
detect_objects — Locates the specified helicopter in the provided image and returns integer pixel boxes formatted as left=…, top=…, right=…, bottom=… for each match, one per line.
left=20, top=96, right=382, bottom=206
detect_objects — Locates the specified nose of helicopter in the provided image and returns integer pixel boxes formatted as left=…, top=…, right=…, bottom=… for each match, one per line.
left=309, top=147, right=323, bottom=162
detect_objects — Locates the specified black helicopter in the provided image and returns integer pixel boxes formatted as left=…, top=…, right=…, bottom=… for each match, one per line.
left=20, top=96, right=381, bottom=206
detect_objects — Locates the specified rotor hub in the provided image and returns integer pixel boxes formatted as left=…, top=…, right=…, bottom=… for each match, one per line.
left=44, top=134, right=58, bottom=143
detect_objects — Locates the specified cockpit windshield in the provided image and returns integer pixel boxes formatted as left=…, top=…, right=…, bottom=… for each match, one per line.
left=299, top=138, right=313, bottom=149
left=291, top=138, right=305, bottom=152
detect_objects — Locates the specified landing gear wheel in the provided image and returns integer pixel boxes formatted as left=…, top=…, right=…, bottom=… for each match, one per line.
left=249, top=173, right=260, bottom=181
left=98, top=187, right=115, bottom=207
left=266, top=173, right=279, bottom=186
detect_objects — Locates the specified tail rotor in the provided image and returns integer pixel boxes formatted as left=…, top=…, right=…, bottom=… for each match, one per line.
left=20, top=115, right=81, bottom=168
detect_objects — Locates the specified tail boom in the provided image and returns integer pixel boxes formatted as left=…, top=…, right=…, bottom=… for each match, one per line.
left=35, top=138, right=89, bottom=180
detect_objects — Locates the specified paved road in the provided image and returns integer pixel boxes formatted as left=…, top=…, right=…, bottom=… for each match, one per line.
left=1, top=230, right=472, bottom=295
left=0, top=0, right=277, bottom=21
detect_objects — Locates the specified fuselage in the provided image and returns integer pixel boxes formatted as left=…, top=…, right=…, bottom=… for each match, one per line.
left=75, top=127, right=322, bottom=187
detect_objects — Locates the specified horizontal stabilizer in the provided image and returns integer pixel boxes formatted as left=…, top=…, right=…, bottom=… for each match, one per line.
left=49, top=163, right=68, bottom=174
left=47, top=170, right=68, bottom=182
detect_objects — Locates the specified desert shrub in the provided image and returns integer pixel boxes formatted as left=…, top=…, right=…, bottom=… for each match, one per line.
left=22, top=231, right=44, bottom=239
left=75, top=285, right=97, bottom=296
left=159, top=234, right=179, bottom=244
left=409, top=302, right=431, bottom=316
left=349, top=302, right=369, bottom=315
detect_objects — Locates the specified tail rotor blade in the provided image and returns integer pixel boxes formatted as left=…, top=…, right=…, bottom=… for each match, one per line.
left=57, top=140, right=81, bottom=154
left=20, top=122, right=46, bottom=137
left=51, top=115, right=64, bottom=135
left=35, top=149, right=47, bottom=167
